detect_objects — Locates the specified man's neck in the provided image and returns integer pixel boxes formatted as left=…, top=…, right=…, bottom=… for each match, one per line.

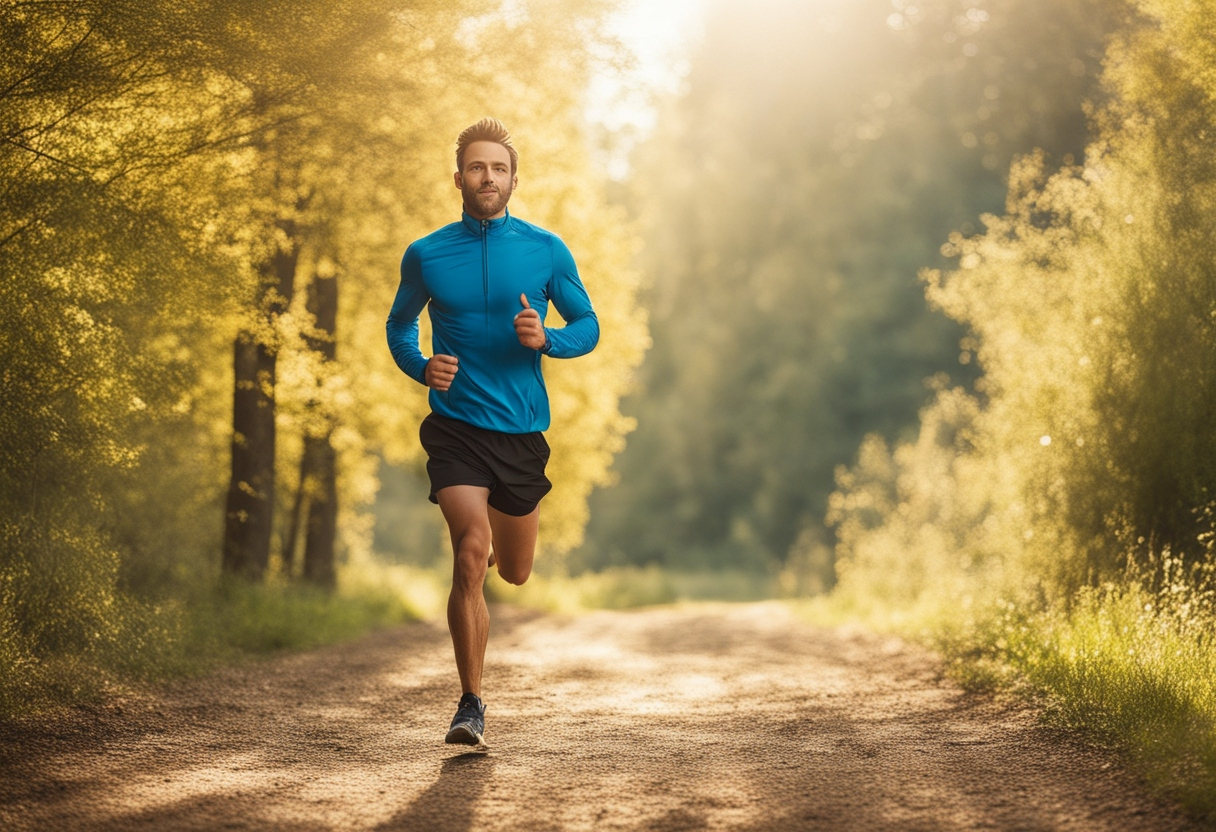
left=463, top=204, right=508, bottom=221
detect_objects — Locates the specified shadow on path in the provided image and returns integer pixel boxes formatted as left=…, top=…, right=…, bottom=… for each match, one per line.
left=0, top=605, right=1202, bottom=831
left=375, top=753, right=493, bottom=832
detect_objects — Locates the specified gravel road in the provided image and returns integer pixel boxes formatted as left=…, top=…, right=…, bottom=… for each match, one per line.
left=0, top=602, right=1199, bottom=831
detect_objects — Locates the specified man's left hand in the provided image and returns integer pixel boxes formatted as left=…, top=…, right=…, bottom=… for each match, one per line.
left=514, top=293, right=545, bottom=350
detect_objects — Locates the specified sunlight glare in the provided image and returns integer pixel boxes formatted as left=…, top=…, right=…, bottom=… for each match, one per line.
left=586, top=0, right=706, bottom=178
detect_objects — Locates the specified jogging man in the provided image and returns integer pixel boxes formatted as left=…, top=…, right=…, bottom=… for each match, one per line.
left=386, top=118, right=599, bottom=746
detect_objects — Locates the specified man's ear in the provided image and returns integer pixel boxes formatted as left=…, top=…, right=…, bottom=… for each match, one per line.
left=453, top=171, right=463, bottom=190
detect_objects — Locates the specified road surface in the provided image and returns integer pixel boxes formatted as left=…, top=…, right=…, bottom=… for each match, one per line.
left=0, top=602, right=1198, bottom=830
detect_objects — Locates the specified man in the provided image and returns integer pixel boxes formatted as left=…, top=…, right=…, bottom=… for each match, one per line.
left=386, top=118, right=599, bottom=746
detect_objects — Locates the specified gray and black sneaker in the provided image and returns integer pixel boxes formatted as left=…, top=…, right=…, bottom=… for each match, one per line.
left=445, top=692, right=486, bottom=745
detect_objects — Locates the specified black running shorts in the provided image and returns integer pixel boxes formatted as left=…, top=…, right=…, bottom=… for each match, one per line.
left=419, top=412, right=552, bottom=516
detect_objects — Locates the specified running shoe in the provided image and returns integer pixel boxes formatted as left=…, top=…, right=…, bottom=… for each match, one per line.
left=445, top=692, right=486, bottom=745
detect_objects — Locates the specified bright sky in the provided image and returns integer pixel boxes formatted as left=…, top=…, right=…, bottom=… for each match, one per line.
left=585, top=0, right=707, bottom=178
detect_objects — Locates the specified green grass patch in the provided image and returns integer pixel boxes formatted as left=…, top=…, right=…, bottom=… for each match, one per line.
left=0, top=561, right=436, bottom=720
left=802, top=580, right=1216, bottom=823
left=1003, top=585, right=1216, bottom=820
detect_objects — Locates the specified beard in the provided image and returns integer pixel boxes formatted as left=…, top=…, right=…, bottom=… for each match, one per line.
left=462, top=178, right=512, bottom=218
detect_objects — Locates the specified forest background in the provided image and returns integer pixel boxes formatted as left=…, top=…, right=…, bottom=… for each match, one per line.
left=3, top=0, right=1215, bottom=820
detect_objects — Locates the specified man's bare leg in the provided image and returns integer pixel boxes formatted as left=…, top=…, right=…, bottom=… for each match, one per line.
left=437, top=486, right=541, bottom=697
left=438, top=485, right=493, bottom=698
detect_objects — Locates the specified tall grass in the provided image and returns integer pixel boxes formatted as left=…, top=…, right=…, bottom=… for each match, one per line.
left=809, top=553, right=1216, bottom=821
left=1002, top=564, right=1216, bottom=818
left=0, top=560, right=435, bottom=720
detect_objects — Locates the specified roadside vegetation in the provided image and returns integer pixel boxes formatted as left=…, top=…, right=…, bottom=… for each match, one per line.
left=0, top=562, right=436, bottom=717
left=825, top=0, right=1216, bottom=819
left=0, top=0, right=643, bottom=720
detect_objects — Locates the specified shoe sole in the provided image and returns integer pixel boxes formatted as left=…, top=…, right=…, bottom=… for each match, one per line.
left=445, top=723, right=485, bottom=745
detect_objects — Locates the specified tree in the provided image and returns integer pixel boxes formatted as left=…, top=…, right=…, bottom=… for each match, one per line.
left=0, top=0, right=254, bottom=702
left=0, top=0, right=647, bottom=711
left=578, top=0, right=1122, bottom=580
left=212, top=3, right=394, bottom=579
left=282, top=246, right=340, bottom=587
left=831, top=0, right=1216, bottom=602
left=214, top=0, right=486, bottom=580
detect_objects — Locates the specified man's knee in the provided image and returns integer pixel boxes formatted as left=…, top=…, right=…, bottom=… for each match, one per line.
left=496, top=561, right=532, bottom=586
left=452, top=534, right=490, bottom=589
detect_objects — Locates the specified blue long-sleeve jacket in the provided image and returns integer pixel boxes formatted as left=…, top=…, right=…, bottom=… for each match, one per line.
left=386, top=209, right=599, bottom=434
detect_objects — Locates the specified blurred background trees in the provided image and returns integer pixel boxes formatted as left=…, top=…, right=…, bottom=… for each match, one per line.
left=575, top=0, right=1124, bottom=583
left=831, top=0, right=1216, bottom=604
left=821, top=7, right=1216, bottom=805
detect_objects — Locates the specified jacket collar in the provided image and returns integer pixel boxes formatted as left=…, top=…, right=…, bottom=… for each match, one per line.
left=461, top=207, right=512, bottom=236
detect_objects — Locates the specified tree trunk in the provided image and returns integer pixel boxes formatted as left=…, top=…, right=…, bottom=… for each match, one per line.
left=221, top=217, right=298, bottom=579
left=301, top=267, right=339, bottom=588
left=301, top=433, right=337, bottom=587
left=283, top=470, right=307, bottom=578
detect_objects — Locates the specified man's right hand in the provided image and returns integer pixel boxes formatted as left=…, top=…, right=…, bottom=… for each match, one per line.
left=425, top=354, right=459, bottom=391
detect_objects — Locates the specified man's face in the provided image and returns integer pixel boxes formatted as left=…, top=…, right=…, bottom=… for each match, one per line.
left=455, top=140, right=516, bottom=220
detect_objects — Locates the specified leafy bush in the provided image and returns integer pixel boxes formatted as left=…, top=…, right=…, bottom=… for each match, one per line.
left=830, top=0, right=1216, bottom=817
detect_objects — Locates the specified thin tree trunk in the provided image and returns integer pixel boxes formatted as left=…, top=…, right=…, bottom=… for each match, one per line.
left=301, top=433, right=337, bottom=587
left=283, top=471, right=307, bottom=578
left=301, top=266, right=339, bottom=587
left=222, top=217, right=298, bottom=580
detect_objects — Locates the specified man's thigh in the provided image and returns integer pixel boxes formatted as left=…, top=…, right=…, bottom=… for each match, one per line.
left=487, top=504, right=539, bottom=584
left=436, top=485, right=492, bottom=548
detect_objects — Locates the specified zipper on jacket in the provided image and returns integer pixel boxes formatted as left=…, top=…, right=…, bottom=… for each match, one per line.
left=481, top=219, right=489, bottom=340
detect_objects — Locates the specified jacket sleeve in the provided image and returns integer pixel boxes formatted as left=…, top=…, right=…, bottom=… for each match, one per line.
left=385, top=244, right=430, bottom=385
left=544, top=237, right=599, bottom=359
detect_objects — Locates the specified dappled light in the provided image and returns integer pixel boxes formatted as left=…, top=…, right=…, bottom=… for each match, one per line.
left=2, top=606, right=1194, bottom=830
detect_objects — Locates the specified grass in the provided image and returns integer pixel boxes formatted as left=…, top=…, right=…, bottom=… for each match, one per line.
left=802, top=574, right=1216, bottom=824
left=0, top=560, right=437, bottom=720
left=179, top=565, right=425, bottom=658
left=1003, top=584, right=1216, bottom=820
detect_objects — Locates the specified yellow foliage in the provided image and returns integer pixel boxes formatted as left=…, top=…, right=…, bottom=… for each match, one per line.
left=331, top=0, right=647, bottom=556
left=0, top=0, right=642, bottom=707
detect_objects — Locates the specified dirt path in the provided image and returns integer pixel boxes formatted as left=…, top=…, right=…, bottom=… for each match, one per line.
left=0, top=602, right=1200, bottom=831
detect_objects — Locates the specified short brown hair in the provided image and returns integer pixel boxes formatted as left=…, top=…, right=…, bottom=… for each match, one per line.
left=456, top=117, right=518, bottom=175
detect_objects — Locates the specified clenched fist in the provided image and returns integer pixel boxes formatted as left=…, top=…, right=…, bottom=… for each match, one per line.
left=425, top=354, right=459, bottom=391
left=514, top=293, right=546, bottom=351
